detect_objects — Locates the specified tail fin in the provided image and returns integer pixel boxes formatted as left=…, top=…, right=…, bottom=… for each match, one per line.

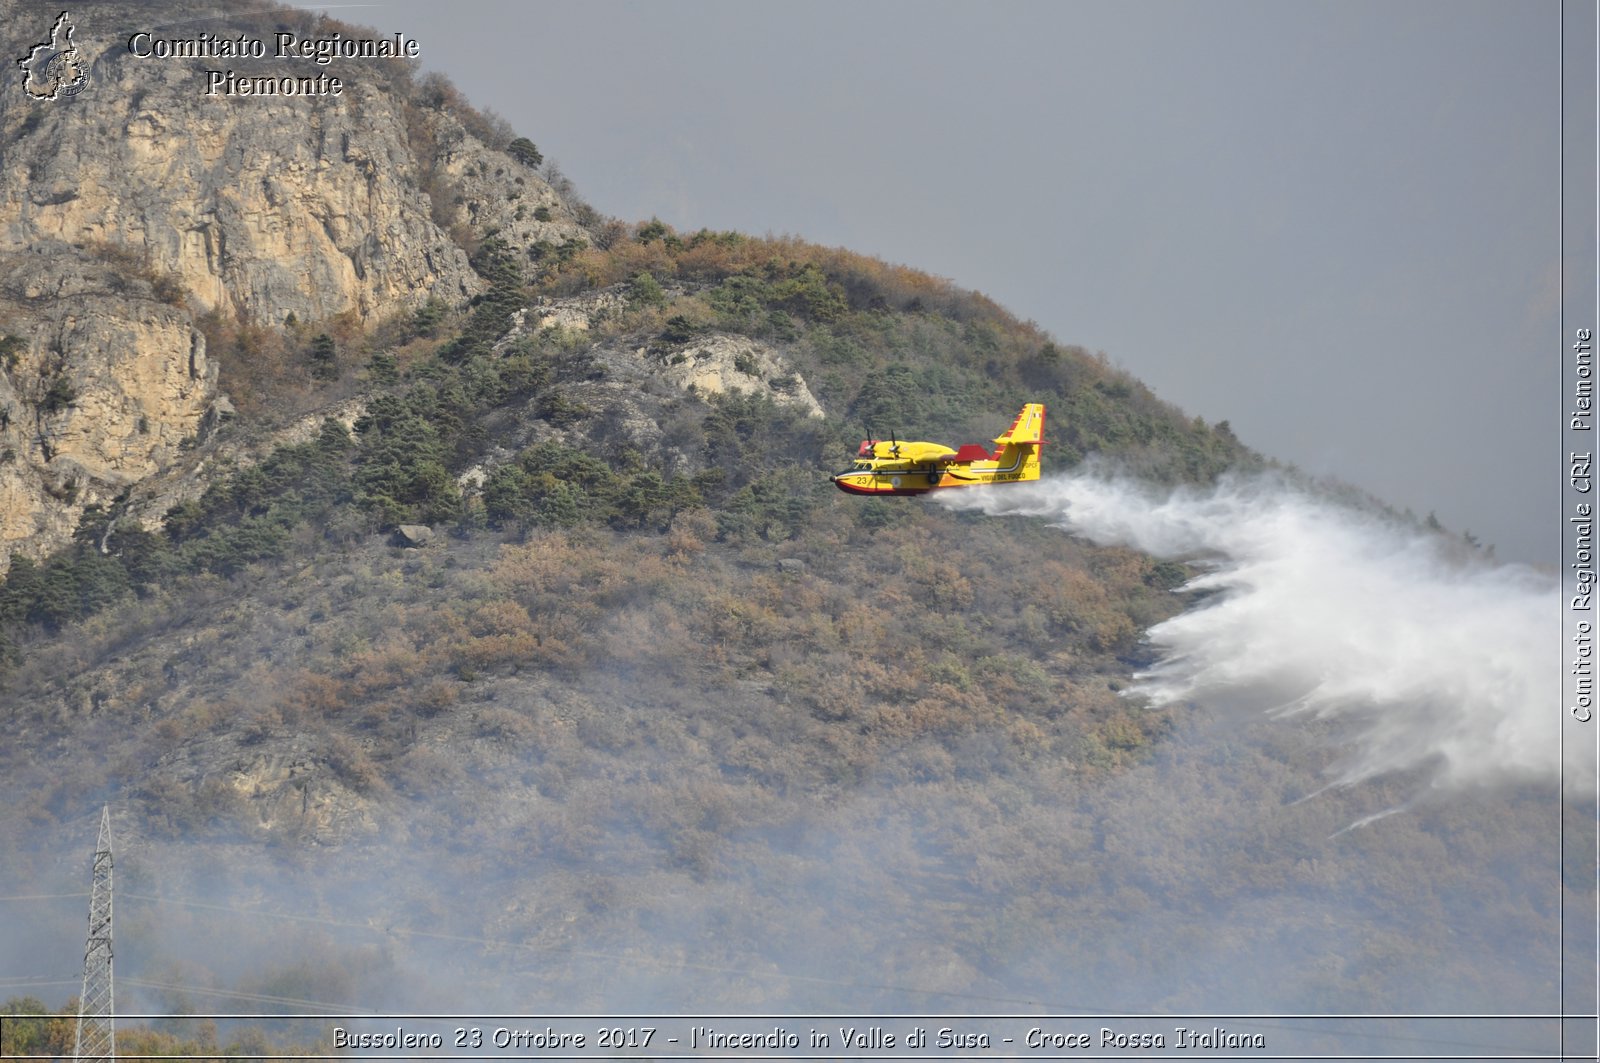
left=994, top=403, right=1045, bottom=481
left=995, top=403, right=1045, bottom=447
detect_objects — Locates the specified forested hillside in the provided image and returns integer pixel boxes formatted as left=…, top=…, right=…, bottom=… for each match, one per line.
left=0, top=0, right=1576, bottom=1040
left=0, top=213, right=1564, bottom=1024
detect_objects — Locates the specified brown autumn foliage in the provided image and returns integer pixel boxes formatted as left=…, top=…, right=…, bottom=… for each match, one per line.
left=544, top=224, right=1014, bottom=328
left=0, top=136, right=1562, bottom=1017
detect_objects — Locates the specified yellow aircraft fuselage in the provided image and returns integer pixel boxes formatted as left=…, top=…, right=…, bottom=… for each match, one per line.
left=832, top=403, right=1045, bottom=495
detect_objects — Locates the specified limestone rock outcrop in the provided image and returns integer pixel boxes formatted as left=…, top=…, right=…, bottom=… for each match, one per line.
left=0, top=1, right=592, bottom=561
left=0, top=249, right=218, bottom=557
left=648, top=331, right=826, bottom=418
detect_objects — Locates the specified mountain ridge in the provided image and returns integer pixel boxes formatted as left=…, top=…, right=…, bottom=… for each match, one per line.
left=0, top=0, right=1564, bottom=1028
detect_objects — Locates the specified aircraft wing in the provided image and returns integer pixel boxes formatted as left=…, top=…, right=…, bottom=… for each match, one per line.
left=896, top=441, right=957, bottom=463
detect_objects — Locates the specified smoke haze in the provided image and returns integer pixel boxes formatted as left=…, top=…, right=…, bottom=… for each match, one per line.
left=3, top=472, right=1581, bottom=1040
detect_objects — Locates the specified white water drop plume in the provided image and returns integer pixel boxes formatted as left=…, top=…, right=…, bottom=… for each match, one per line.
left=945, top=469, right=1558, bottom=794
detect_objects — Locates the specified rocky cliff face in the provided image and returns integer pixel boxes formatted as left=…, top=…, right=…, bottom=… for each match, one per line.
left=0, top=1, right=591, bottom=562
left=0, top=250, right=215, bottom=554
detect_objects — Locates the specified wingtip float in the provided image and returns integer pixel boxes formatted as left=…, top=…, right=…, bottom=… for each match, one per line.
left=831, top=402, right=1045, bottom=495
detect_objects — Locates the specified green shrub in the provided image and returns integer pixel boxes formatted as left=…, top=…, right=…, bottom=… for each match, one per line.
left=628, top=272, right=667, bottom=309
left=0, top=335, right=24, bottom=371
left=40, top=375, right=76, bottom=413
left=507, top=137, right=543, bottom=168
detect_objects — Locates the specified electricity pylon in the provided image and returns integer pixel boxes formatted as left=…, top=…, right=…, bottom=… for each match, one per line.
left=73, top=806, right=114, bottom=1063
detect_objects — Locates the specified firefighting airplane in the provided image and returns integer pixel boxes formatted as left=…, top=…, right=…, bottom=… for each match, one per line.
left=832, top=403, right=1045, bottom=495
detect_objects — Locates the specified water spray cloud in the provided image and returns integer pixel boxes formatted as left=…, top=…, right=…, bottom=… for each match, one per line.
left=946, top=470, right=1559, bottom=793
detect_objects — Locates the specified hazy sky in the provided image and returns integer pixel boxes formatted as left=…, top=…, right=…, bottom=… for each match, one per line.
left=311, top=0, right=1567, bottom=564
